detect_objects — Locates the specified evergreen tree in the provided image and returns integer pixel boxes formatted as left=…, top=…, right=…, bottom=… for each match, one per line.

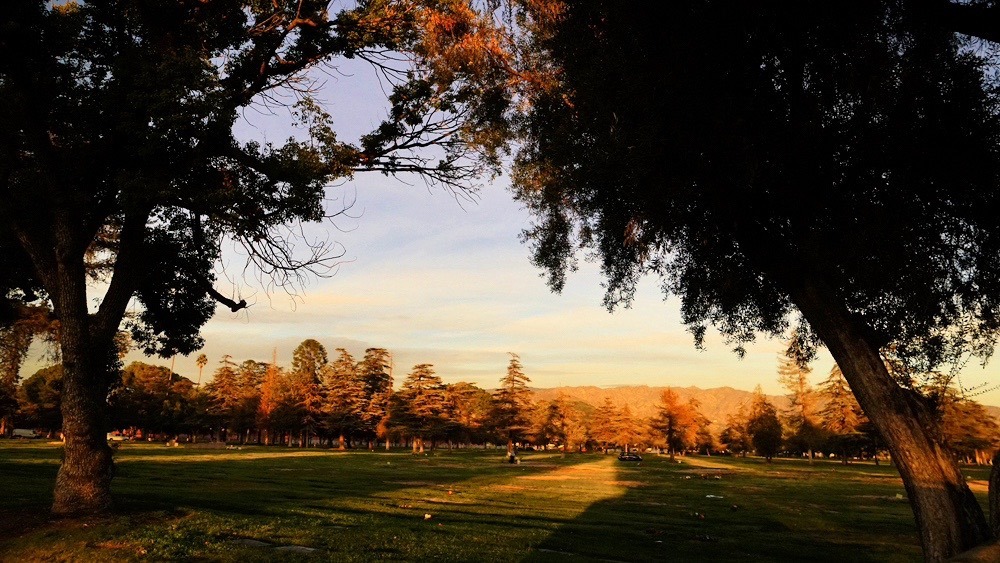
left=492, top=353, right=533, bottom=456
left=290, top=340, right=328, bottom=446
left=651, top=388, right=697, bottom=459
left=589, top=397, right=620, bottom=453
left=357, top=348, right=393, bottom=447
left=819, top=366, right=863, bottom=435
left=320, top=348, right=364, bottom=449
left=747, top=386, right=782, bottom=462
left=777, top=350, right=823, bottom=462
left=391, top=364, right=447, bottom=453
left=720, top=403, right=752, bottom=457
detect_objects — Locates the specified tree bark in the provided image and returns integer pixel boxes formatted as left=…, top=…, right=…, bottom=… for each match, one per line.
left=50, top=258, right=114, bottom=516
left=990, top=450, right=1000, bottom=540
left=790, top=277, right=990, bottom=561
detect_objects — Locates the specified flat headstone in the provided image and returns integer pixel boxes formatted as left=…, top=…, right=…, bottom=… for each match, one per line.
left=275, top=546, right=318, bottom=554
left=232, top=539, right=271, bottom=547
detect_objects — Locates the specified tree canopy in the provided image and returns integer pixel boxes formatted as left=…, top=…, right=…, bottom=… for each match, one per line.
left=0, top=0, right=501, bottom=515
left=483, top=0, right=1000, bottom=557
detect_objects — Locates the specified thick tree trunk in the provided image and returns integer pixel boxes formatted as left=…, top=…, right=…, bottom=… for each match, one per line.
left=990, top=450, right=1000, bottom=539
left=791, top=278, right=990, bottom=560
left=51, top=274, right=114, bottom=516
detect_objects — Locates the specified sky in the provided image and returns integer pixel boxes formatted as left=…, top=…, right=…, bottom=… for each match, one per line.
left=50, top=55, right=1000, bottom=405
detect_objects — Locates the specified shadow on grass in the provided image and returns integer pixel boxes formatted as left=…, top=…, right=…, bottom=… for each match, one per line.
left=527, top=455, right=924, bottom=563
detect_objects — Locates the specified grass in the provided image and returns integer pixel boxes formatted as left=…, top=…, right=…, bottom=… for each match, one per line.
left=0, top=442, right=990, bottom=562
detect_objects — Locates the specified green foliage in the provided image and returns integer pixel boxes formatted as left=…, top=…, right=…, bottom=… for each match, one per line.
left=491, top=352, right=533, bottom=448
left=747, top=387, right=782, bottom=462
left=16, top=365, right=63, bottom=433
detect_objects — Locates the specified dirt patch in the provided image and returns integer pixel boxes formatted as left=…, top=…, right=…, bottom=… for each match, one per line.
left=602, top=480, right=647, bottom=487
left=488, top=484, right=528, bottom=492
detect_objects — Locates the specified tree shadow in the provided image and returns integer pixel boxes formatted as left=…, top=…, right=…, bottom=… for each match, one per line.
left=526, top=455, right=923, bottom=562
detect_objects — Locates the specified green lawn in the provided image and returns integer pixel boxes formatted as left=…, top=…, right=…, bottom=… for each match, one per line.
left=0, top=442, right=988, bottom=561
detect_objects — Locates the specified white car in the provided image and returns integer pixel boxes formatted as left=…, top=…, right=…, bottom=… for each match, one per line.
left=11, top=429, right=41, bottom=439
left=107, top=433, right=130, bottom=442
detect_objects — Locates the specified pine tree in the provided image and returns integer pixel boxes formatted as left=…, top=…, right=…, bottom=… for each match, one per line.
left=492, top=353, right=533, bottom=456
left=357, top=348, right=393, bottom=448
left=320, top=348, right=364, bottom=449
left=651, top=388, right=698, bottom=459
left=720, top=402, right=752, bottom=457
left=747, top=386, right=782, bottom=462
left=290, top=340, right=328, bottom=446
left=777, top=350, right=823, bottom=462
left=392, top=364, right=446, bottom=453
left=819, top=365, right=863, bottom=435
left=589, top=397, right=620, bottom=453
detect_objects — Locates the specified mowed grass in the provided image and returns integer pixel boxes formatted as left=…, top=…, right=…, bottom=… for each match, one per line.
left=0, top=443, right=989, bottom=562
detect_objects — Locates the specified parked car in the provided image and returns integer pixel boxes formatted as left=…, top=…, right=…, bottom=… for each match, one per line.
left=107, top=432, right=130, bottom=442
left=618, top=452, right=642, bottom=462
left=11, top=429, right=42, bottom=439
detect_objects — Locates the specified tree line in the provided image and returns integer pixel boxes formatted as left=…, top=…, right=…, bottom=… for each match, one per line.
left=8, top=339, right=997, bottom=466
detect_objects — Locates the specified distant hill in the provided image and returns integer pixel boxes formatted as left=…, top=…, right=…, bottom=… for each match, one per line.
left=530, top=384, right=1000, bottom=433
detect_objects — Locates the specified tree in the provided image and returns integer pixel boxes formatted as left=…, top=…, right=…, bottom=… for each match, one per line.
left=937, top=391, right=1000, bottom=466
left=777, top=347, right=823, bottom=462
left=485, top=1, right=1000, bottom=556
left=257, top=360, right=285, bottom=445
left=195, top=354, right=208, bottom=388
left=614, top=405, right=643, bottom=454
left=16, top=365, right=63, bottom=436
left=357, top=348, right=393, bottom=448
left=720, top=403, right=752, bottom=457
left=589, top=397, right=620, bottom=453
left=290, top=340, right=328, bottom=446
left=0, top=0, right=499, bottom=515
left=390, top=364, right=447, bottom=453
left=319, top=348, right=364, bottom=449
left=650, top=388, right=697, bottom=460
left=747, top=387, right=783, bottom=463
left=492, top=353, right=533, bottom=456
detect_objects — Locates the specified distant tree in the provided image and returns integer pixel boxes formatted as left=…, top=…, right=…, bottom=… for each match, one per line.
left=747, top=387, right=782, bottom=462
left=720, top=403, right=752, bottom=457
left=320, top=348, right=364, bottom=449
left=109, top=361, right=194, bottom=439
left=0, top=305, right=55, bottom=436
left=16, top=365, right=63, bottom=436
left=290, top=340, right=328, bottom=446
left=694, top=415, right=716, bottom=455
left=492, top=353, right=534, bottom=456
left=651, top=388, right=697, bottom=460
left=357, top=348, right=393, bottom=448
left=532, top=395, right=584, bottom=452
left=391, top=364, right=447, bottom=453
left=205, top=355, right=240, bottom=441
left=257, top=360, right=285, bottom=445
left=615, top=405, right=643, bottom=454
left=777, top=347, right=823, bottom=462
left=195, top=354, right=208, bottom=388
left=937, top=391, right=1000, bottom=465
left=818, top=366, right=863, bottom=436
left=444, top=382, right=494, bottom=447
left=589, top=397, right=620, bottom=453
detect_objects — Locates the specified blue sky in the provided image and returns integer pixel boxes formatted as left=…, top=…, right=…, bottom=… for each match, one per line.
left=101, top=56, right=999, bottom=404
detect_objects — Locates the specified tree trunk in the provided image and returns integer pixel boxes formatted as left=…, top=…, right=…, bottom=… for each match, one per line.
left=990, top=450, right=1000, bottom=539
left=51, top=281, right=114, bottom=516
left=791, top=277, right=990, bottom=560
